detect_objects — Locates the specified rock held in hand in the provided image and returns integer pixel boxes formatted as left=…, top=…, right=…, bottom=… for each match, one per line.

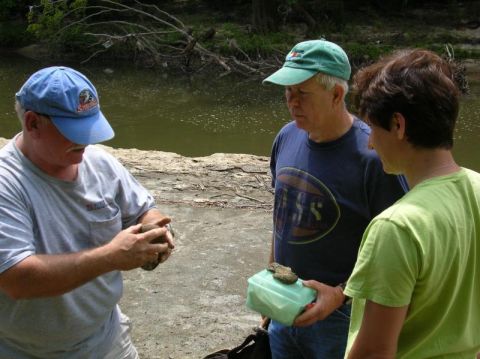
left=140, top=224, right=167, bottom=271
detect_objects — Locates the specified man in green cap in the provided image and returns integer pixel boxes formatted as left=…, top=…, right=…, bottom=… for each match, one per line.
left=263, top=39, right=407, bottom=358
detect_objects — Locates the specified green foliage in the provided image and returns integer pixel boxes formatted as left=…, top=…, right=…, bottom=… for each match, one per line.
left=2, top=0, right=478, bottom=69
left=0, top=21, right=34, bottom=47
left=211, top=23, right=294, bottom=57
left=0, top=0, right=35, bottom=47
left=310, top=0, right=346, bottom=31
left=0, top=0, right=18, bottom=20
left=344, top=42, right=394, bottom=63
left=27, top=0, right=88, bottom=49
left=428, top=44, right=480, bottom=60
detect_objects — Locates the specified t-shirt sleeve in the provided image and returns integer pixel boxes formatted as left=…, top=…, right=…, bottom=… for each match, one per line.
left=0, top=181, right=35, bottom=274
left=345, top=218, right=420, bottom=307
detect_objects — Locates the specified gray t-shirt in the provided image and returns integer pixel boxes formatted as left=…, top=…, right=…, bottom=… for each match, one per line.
left=0, top=136, right=155, bottom=358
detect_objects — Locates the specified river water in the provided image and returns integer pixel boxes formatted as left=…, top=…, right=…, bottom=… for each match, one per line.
left=1, top=54, right=479, bottom=171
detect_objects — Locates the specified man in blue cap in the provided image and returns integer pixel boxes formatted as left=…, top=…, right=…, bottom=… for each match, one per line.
left=0, top=66, right=175, bottom=358
left=262, top=40, right=407, bottom=358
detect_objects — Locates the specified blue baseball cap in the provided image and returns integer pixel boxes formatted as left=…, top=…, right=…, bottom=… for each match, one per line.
left=263, top=39, right=351, bottom=86
left=15, top=66, right=114, bottom=145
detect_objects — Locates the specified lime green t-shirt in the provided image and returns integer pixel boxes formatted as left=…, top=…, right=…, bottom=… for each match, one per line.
left=345, top=168, right=480, bottom=358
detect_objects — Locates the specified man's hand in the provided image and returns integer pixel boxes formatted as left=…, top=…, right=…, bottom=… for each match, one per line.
left=105, top=224, right=172, bottom=270
left=293, top=280, right=345, bottom=327
left=149, top=217, right=175, bottom=263
left=138, top=210, right=176, bottom=263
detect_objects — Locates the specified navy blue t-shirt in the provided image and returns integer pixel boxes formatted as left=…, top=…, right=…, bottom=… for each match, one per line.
left=270, top=119, right=407, bottom=286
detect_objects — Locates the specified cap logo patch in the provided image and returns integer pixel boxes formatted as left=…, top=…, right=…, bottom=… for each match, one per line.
left=286, top=50, right=304, bottom=61
left=77, top=89, right=98, bottom=112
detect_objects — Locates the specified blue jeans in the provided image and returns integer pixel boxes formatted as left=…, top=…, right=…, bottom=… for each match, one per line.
left=268, top=303, right=351, bottom=359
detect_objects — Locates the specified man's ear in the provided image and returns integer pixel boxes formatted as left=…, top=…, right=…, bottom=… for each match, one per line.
left=24, top=111, right=41, bottom=135
left=332, top=84, right=345, bottom=106
left=392, top=112, right=406, bottom=140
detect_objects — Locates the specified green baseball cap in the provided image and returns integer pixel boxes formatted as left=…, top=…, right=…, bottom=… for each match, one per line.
left=263, top=39, right=351, bottom=85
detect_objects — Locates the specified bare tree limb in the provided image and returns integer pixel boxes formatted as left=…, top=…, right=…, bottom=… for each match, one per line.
left=53, top=0, right=278, bottom=78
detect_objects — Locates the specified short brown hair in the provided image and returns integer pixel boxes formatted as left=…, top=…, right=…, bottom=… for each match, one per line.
left=352, top=49, right=460, bottom=149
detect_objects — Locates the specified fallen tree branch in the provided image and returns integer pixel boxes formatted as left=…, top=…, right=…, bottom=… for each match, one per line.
left=50, top=0, right=280, bottom=78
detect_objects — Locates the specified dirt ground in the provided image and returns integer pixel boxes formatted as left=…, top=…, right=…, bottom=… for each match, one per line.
left=0, top=138, right=274, bottom=359
left=108, top=147, right=274, bottom=359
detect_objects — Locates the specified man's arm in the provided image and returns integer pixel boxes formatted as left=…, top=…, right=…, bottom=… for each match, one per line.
left=347, top=301, right=408, bottom=359
left=0, top=224, right=168, bottom=300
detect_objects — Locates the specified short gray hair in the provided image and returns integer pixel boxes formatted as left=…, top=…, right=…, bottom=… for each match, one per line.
left=315, top=72, right=349, bottom=100
left=15, top=101, right=26, bottom=125
left=15, top=101, right=50, bottom=129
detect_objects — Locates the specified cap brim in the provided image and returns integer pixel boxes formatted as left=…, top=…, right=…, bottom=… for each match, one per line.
left=51, top=111, right=114, bottom=145
left=263, top=67, right=318, bottom=86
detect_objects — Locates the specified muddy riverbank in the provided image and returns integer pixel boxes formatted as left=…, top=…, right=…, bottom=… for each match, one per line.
left=108, top=146, right=274, bottom=358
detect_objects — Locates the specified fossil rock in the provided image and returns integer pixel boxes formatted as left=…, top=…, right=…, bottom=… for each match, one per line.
left=267, top=262, right=298, bottom=284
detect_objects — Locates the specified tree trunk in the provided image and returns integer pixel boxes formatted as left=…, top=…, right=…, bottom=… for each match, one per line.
left=252, top=0, right=280, bottom=33
left=292, top=1, right=317, bottom=33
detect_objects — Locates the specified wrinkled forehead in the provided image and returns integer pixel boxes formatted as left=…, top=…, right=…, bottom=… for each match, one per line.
left=286, top=75, right=321, bottom=89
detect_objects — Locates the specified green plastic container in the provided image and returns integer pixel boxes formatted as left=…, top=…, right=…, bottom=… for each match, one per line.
left=246, top=269, right=317, bottom=326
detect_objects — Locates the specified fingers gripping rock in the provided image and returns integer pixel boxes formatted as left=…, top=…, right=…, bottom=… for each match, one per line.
left=140, top=224, right=167, bottom=271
